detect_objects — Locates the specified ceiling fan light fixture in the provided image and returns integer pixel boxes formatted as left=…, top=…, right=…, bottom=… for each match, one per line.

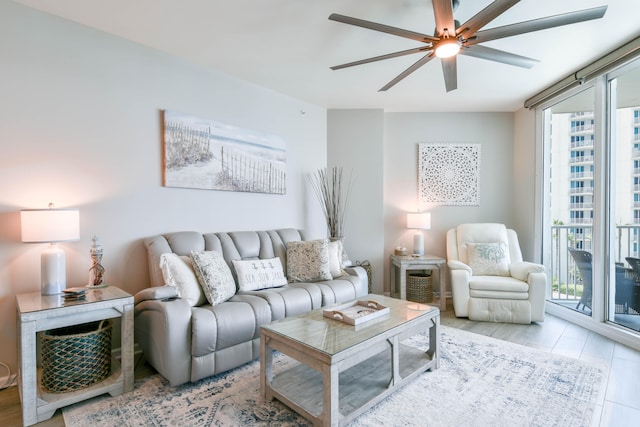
left=435, top=38, right=461, bottom=58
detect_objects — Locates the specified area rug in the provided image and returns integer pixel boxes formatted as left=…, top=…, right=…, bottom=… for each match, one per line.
left=63, top=326, right=606, bottom=427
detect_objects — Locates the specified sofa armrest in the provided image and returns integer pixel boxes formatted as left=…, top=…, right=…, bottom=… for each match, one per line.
left=344, top=265, right=368, bottom=294
left=134, top=285, right=178, bottom=305
left=448, top=260, right=472, bottom=274
left=134, top=294, right=193, bottom=386
left=510, top=261, right=545, bottom=282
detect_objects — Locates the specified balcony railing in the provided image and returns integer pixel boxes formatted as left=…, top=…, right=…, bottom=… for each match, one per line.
left=569, top=187, right=594, bottom=194
left=571, top=139, right=594, bottom=149
left=570, top=171, right=594, bottom=179
left=569, top=202, right=593, bottom=209
left=570, top=124, right=595, bottom=133
left=569, top=155, right=594, bottom=164
left=549, top=225, right=639, bottom=305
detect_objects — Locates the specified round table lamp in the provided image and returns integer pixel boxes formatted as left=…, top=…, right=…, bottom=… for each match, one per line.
left=407, top=212, right=431, bottom=256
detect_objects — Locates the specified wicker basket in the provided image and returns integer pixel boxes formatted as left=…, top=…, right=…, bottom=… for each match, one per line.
left=41, top=319, right=112, bottom=393
left=355, top=260, right=372, bottom=293
left=407, top=273, right=433, bottom=303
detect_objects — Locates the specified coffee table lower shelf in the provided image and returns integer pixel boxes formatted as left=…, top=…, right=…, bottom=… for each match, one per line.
left=267, top=343, right=434, bottom=424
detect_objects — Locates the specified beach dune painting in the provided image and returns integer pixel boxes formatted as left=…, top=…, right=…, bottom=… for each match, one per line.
left=162, top=110, right=287, bottom=194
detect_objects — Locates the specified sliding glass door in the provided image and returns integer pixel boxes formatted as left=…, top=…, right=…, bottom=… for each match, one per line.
left=543, top=86, right=595, bottom=318
left=607, top=61, right=640, bottom=332
left=542, top=57, right=640, bottom=333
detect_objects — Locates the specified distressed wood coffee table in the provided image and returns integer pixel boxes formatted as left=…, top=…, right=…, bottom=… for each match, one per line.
left=260, top=294, right=439, bottom=427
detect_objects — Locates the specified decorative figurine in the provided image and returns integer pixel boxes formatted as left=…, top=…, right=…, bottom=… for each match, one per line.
left=88, top=235, right=105, bottom=287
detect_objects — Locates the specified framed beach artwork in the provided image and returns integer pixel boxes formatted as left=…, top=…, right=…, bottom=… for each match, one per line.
left=418, top=142, right=481, bottom=206
left=162, top=110, right=287, bottom=194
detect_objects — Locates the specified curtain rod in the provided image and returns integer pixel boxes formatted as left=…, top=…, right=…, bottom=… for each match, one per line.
left=524, top=35, right=640, bottom=109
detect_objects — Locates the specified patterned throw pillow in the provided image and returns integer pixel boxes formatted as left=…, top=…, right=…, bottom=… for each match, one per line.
left=286, top=239, right=332, bottom=283
left=467, top=242, right=511, bottom=276
left=159, top=253, right=206, bottom=306
left=190, top=250, right=236, bottom=306
left=232, top=257, right=287, bottom=291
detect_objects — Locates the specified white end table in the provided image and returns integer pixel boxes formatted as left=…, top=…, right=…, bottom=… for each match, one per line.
left=16, top=286, right=134, bottom=426
left=390, top=255, right=447, bottom=312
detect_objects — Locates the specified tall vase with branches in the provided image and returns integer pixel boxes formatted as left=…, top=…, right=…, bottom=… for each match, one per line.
left=309, top=166, right=354, bottom=239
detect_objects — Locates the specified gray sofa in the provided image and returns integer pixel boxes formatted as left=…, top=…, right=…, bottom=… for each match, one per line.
left=134, top=228, right=368, bottom=386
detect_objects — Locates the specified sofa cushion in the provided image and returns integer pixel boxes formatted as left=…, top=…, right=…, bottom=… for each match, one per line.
left=286, top=239, right=332, bottom=283
left=191, top=250, right=236, bottom=306
left=159, top=254, right=206, bottom=307
left=467, top=242, right=510, bottom=276
left=232, top=257, right=287, bottom=291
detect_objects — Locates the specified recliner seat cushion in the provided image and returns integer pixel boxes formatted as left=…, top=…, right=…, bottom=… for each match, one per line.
left=469, top=276, right=529, bottom=300
left=469, top=276, right=529, bottom=293
left=191, top=296, right=271, bottom=357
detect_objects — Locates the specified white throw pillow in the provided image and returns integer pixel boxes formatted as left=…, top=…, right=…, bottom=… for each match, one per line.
left=328, top=239, right=346, bottom=278
left=190, top=250, right=236, bottom=306
left=467, top=242, right=511, bottom=276
left=232, top=257, right=287, bottom=291
left=286, top=239, right=332, bottom=283
left=159, top=253, right=206, bottom=307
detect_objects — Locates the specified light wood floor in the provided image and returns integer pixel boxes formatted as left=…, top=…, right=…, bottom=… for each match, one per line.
left=2, top=304, right=639, bottom=427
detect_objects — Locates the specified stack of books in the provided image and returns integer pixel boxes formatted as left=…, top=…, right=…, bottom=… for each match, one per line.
left=61, top=287, right=87, bottom=301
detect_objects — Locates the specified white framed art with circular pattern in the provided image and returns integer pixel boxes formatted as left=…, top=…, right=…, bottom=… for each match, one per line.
left=418, top=142, right=481, bottom=206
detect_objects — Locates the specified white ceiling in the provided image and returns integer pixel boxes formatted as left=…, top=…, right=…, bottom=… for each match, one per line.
left=12, top=0, right=640, bottom=112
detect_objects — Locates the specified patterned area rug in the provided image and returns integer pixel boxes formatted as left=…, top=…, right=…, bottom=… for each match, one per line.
left=63, top=326, right=606, bottom=427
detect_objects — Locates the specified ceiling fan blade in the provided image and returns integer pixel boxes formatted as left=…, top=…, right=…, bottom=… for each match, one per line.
left=441, top=56, right=457, bottom=92
left=432, top=0, right=455, bottom=36
left=460, top=45, right=539, bottom=68
left=456, top=0, right=521, bottom=40
left=329, top=13, right=438, bottom=43
left=379, top=53, right=435, bottom=91
left=330, top=47, right=431, bottom=70
left=465, top=6, right=608, bottom=45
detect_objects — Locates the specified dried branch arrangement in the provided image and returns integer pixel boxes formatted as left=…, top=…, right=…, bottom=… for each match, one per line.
left=308, top=166, right=354, bottom=238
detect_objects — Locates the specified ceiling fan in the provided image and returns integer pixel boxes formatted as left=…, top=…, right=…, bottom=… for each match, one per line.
left=329, top=0, right=607, bottom=92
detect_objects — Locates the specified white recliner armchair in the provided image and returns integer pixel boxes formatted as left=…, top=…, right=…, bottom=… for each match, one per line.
left=446, top=223, right=546, bottom=324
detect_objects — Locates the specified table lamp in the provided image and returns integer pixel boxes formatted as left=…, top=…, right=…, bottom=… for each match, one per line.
left=407, top=212, right=431, bottom=256
left=21, top=204, right=80, bottom=295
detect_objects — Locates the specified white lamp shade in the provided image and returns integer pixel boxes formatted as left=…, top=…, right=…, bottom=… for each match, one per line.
left=407, top=212, right=431, bottom=230
left=21, top=207, right=80, bottom=295
left=21, top=209, right=80, bottom=242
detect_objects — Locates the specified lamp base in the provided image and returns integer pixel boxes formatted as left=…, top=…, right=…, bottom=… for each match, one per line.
left=41, top=244, right=66, bottom=295
left=413, top=232, right=424, bottom=256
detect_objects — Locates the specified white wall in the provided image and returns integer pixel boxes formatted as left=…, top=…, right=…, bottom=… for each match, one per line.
left=0, top=2, right=327, bottom=373
left=513, top=108, right=538, bottom=260
left=327, top=110, right=384, bottom=293
left=328, top=112, right=518, bottom=295
left=382, top=112, right=516, bottom=293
